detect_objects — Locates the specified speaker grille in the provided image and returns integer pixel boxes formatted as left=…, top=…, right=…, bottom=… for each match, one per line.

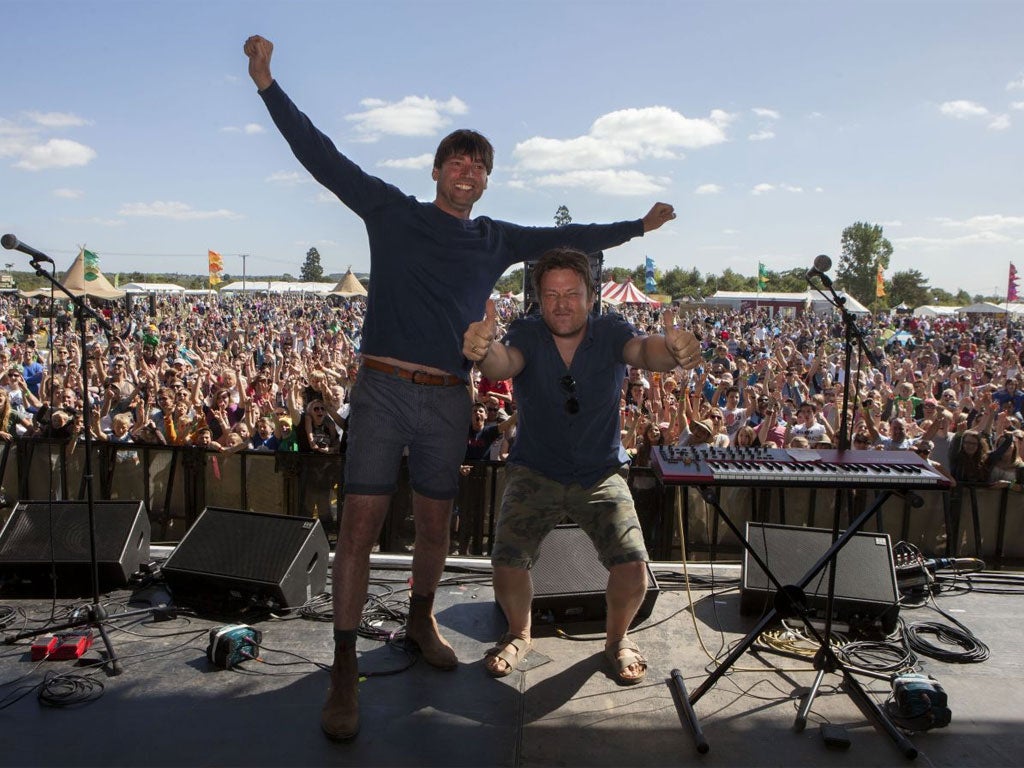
left=0, top=501, right=150, bottom=594
left=166, top=508, right=318, bottom=585
left=162, top=508, right=328, bottom=613
left=0, top=502, right=145, bottom=563
left=740, top=522, right=899, bottom=631
left=531, top=525, right=658, bottom=624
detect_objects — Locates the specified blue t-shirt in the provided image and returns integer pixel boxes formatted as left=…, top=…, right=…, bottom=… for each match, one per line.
left=505, top=312, right=638, bottom=487
left=261, top=82, right=644, bottom=378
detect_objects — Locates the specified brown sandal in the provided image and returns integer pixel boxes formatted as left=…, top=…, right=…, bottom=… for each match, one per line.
left=484, top=633, right=531, bottom=677
left=605, top=638, right=647, bottom=685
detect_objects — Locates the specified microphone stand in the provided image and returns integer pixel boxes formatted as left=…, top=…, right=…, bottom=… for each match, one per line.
left=794, top=272, right=916, bottom=753
left=3, top=257, right=152, bottom=674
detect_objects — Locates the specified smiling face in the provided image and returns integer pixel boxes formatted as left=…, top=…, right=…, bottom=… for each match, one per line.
left=432, top=153, right=488, bottom=218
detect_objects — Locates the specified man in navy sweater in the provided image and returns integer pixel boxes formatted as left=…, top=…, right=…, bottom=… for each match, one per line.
left=244, top=34, right=676, bottom=741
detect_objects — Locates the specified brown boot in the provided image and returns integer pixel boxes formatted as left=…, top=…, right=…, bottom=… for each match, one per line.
left=321, top=644, right=359, bottom=741
left=405, top=592, right=458, bottom=670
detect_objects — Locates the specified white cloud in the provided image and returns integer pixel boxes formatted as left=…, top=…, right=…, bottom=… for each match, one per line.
left=695, top=183, right=722, bottom=195
left=988, top=114, right=1011, bottom=131
left=118, top=201, right=243, bottom=220
left=752, top=107, right=780, bottom=120
left=531, top=169, right=670, bottom=196
left=379, top=153, right=434, bottom=170
left=779, top=183, right=803, bottom=193
left=1011, top=101, right=1024, bottom=111
left=53, top=188, right=83, bottom=199
left=1007, top=74, right=1024, bottom=91
left=14, top=139, right=96, bottom=170
left=513, top=106, right=729, bottom=173
left=222, top=123, right=265, bottom=134
left=23, top=111, right=91, bottom=128
left=939, top=100, right=989, bottom=119
left=937, top=214, right=1024, bottom=231
left=752, top=183, right=775, bottom=195
left=748, top=129, right=775, bottom=141
left=346, top=95, right=468, bottom=139
left=265, top=171, right=307, bottom=185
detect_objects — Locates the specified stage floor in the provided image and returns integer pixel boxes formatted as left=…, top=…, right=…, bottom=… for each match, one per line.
left=1, top=556, right=1022, bottom=768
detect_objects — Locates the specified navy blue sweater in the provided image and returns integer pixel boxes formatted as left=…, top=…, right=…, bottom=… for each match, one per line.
left=260, top=81, right=645, bottom=378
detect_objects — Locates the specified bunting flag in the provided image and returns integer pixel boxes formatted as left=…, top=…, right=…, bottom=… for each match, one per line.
left=875, top=263, right=886, bottom=297
left=1009, top=262, right=1019, bottom=302
left=644, top=256, right=656, bottom=293
left=757, top=262, right=768, bottom=292
left=82, top=248, right=100, bottom=282
left=208, top=249, right=224, bottom=286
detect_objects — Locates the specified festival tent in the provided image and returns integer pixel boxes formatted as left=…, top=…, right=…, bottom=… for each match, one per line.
left=329, top=268, right=368, bottom=298
left=218, top=280, right=337, bottom=294
left=601, top=279, right=659, bottom=305
left=913, top=305, right=959, bottom=317
left=959, top=302, right=1007, bottom=314
left=122, top=282, right=186, bottom=293
left=18, top=248, right=125, bottom=300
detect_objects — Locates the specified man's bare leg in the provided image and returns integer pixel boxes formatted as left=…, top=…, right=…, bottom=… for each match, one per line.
left=404, top=492, right=458, bottom=668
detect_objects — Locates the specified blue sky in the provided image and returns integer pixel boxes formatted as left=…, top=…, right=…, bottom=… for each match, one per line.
left=1, top=0, right=1021, bottom=298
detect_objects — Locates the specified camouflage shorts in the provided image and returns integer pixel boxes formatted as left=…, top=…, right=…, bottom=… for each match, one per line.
left=491, top=464, right=648, bottom=570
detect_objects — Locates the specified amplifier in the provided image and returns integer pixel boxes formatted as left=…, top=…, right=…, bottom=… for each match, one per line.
left=531, top=525, right=658, bottom=626
left=740, top=523, right=899, bottom=633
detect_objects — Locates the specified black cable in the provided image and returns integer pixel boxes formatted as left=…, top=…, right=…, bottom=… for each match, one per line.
left=900, top=617, right=989, bottom=663
left=37, top=671, right=105, bottom=707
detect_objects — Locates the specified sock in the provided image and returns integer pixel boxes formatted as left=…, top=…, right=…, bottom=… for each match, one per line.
left=334, top=628, right=358, bottom=650
left=409, top=592, right=434, bottom=607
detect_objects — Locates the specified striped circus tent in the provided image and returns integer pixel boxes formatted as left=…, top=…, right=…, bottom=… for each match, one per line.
left=601, top=279, right=659, bottom=306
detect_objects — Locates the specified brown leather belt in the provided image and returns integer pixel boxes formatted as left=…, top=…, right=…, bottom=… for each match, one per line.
left=361, top=358, right=465, bottom=387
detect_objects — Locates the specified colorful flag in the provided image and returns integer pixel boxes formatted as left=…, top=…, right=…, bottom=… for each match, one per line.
left=644, top=256, right=656, bottom=293
left=82, top=248, right=100, bottom=282
left=209, top=249, right=224, bottom=287
left=757, top=262, right=768, bottom=292
left=1009, top=262, right=1019, bottom=302
left=875, top=263, right=886, bottom=298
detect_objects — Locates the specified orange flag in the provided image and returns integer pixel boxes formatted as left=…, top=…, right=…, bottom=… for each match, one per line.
left=208, top=250, right=224, bottom=286
left=875, top=263, right=886, bottom=298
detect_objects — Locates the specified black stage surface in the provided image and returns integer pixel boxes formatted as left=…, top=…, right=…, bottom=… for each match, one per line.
left=1, top=554, right=1022, bottom=768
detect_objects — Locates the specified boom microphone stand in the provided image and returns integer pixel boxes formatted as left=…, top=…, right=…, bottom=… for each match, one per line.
left=1, top=235, right=152, bottom=674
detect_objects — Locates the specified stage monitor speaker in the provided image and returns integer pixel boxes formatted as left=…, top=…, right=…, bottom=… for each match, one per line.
left=740, top=522, right=899, bottom=633
left=162, top=508, right=328, bottom=614
left=523, top=251, right=604, bottom=316
left=0, top=500, right=150, bottom=596
left=531, top=524, right=659, bottom=625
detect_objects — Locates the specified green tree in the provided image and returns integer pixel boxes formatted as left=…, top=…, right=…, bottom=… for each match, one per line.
left=888, top=269, right=931, bottom=308
left=929, top=287, right=955, bottom=305
left=554, top=205, right=572, bottom=227
left=300, top=247, right=324, bottom=281
left=954, top=289, right=972, bottom=305
left=496, top=267, right=524, bottom=295
left=836, top=222, right=892, bottom=305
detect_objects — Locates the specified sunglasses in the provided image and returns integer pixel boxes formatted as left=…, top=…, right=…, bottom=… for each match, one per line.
left=560, top=375, right=580, bottom=415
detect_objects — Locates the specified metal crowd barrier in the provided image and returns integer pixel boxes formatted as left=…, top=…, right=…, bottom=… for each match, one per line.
left=0, top=439, right=1019, bottom=567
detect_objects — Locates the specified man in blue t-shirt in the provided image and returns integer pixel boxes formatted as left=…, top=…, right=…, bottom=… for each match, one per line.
left=245, top=35, right=678, bottom=742
left=463, top=248, right=700, bottom=685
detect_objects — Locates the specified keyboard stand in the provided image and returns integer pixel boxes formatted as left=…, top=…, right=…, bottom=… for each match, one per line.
left=672, top=483, right=919, bottom=760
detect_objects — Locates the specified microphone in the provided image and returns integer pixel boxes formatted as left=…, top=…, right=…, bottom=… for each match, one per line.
left=805, top=254, right=833, bottom=287
left=1, top=234, right=55, bottom=265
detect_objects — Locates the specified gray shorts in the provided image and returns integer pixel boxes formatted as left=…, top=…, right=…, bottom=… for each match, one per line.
left=491, top=464, right=649, bottom=570
left=344, top=365, right=471, bottom=499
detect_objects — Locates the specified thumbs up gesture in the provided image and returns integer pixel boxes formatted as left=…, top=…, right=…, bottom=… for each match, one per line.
left=463, top=299, right=498, bottom=362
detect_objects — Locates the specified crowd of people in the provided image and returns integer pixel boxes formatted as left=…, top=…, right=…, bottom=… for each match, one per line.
left=1, top=289, right=1022, bottom=493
